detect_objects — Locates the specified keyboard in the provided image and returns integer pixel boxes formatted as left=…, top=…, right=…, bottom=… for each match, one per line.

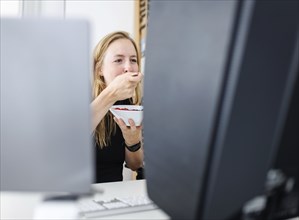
left=78, top=195, right=158, bottom=218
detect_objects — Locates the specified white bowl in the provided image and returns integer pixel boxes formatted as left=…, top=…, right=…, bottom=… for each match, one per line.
left=109, top=105, right=143, bottom=126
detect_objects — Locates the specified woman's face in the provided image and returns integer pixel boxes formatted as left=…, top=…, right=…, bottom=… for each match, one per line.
left=101, top=38, right=138, bottom=85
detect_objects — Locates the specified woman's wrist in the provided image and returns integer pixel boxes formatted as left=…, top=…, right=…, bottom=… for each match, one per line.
left=123, top=141, right=141, bottom=152
left=125, top=140, right=139, bottom=146
left=101, top=86, right=118, bottom=104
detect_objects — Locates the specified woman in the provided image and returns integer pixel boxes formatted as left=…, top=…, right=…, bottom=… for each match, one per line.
left=91, top=31, right=144, bottom=183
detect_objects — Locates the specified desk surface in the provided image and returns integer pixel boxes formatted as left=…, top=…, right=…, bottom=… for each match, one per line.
left=0, top=180, right=170, bottom=220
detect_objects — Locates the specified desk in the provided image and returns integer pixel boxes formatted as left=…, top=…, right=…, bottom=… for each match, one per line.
left=0, top=180, right=170, bottom=219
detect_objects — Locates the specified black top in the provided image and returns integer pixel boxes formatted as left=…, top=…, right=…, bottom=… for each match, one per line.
left=94, top=99, right=130, bottom=183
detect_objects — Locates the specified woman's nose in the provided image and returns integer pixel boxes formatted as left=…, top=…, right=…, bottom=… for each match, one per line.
left=123, top=61, right=133, bottom=73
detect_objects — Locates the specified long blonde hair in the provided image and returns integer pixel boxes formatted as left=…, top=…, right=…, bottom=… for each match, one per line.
left=93, top=31, right=142, bottom=148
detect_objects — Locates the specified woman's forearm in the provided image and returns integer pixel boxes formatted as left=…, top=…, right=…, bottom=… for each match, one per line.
left=125, top=147, right=144, bottom=171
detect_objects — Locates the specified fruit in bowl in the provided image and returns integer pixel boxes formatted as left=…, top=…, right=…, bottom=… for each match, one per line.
left=109, top=105, right=143, bottom=126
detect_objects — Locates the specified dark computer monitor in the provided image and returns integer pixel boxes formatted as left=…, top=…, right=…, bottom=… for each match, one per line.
left=143, top=1, right=298, bottom=219
left=268, top=69, right=299, bottom=220
left=0, top=18, right=94, bottom=194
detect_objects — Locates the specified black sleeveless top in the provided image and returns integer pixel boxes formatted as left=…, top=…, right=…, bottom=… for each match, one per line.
left=94, top=99, right=130, bottom=183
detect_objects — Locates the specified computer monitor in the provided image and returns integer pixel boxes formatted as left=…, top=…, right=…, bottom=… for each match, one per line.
left=268, top=69, right=299, bottom=219
left=0, top=18, right=94, bottom=194
left=143, top=1, right=298, bottom=219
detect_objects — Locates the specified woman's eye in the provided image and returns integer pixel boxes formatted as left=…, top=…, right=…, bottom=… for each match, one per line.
left=114, top=59, right=122, bottom=63
left=131, top=59, right=137, bottom=63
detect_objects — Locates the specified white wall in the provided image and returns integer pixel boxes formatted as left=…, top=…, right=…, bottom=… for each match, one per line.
left=0, top=0, right=22, bottom=17
left=65, top=0, right=135, bottom=51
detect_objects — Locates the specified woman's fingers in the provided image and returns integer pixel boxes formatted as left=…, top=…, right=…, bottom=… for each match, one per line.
left=128, top=119, right=136, bottom=131
left=114, top=117, right=137, bottom=131
left=128, top=72, right=143, bottom=83
left=114, top=117, right=126, bottom=128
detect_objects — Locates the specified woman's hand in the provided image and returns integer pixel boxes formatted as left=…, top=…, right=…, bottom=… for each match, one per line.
left=108, top=72, right=143, bottom=102
left=113, top=117, right=142, bottom=145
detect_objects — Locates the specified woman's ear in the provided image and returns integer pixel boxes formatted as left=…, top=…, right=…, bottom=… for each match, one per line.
left=95, top=62, right=103, bottom=76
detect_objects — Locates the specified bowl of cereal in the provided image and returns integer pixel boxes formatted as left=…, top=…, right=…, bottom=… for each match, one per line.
left=109, top=105, right=143, bottom=126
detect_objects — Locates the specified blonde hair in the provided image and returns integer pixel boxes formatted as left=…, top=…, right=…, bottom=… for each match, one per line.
left=93, top=31, right=142, bottom=148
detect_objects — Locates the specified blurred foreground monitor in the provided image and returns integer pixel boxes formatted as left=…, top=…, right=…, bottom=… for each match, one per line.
left=143, top=0, right=298, bottom=219
left=1, top=18, right=94, bottom=194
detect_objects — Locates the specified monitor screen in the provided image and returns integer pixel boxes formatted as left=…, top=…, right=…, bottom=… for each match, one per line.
left=143, top=0, right=298, bottom=219
left=0, top=18, right=94, bottom=194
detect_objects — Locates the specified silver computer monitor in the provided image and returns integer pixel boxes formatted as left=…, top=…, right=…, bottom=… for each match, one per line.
left=0, top=18, right=93, bottom=194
